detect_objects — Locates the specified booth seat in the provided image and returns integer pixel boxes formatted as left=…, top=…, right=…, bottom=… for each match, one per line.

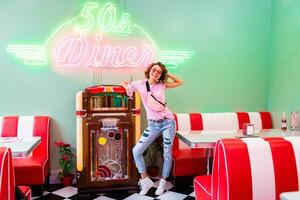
left=0, top=147, right=31, bottom=200
left=194, top=137, right=300, bottom=200
left=0, top=116, right=50, bottom=195
left=172, top=112, right=273, bottom=177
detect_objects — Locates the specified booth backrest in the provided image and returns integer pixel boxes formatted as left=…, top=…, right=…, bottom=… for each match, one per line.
left=0, top=147, right=15, bottom=200
left=173, top=112, right=273, bottom=149
left=212, top=137, right=300, bottom=200
left=0, top=116, right=50, bottom=158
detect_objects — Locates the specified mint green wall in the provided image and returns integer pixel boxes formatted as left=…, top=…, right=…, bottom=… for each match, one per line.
left=0, top=0, right=271, bottom=169
left=125, top=0, right=271, bottom=112
left=268, top=0, right=300, bottom=127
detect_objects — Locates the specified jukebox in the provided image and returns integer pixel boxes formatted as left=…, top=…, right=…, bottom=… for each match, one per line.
left=75, top=85, right=141, bottom=194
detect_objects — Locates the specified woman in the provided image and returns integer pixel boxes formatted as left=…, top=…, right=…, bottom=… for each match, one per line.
left=121, top=62, right=183, bottom=195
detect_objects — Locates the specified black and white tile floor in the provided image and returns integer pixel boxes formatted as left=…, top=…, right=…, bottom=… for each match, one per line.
left=32, top=179, right=195, bottom=200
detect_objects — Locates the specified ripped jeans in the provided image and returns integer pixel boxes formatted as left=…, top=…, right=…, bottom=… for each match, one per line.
left=132, top=118, right=176, bottom=178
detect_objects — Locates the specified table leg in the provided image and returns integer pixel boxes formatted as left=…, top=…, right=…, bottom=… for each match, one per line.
left=206, top=148, right=212, bottom=175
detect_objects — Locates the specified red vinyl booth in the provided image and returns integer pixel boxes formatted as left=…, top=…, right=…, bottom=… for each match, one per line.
left=0, top=147, right=31, bottom=200
left=172, top=112, right=273, bottom=178
left=194, top=137, right=300, bottom=200
left=0, top=116, right=50, bottom=195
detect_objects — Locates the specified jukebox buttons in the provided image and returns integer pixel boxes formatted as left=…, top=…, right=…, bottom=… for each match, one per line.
left=106, top=130, right=121, bottom=142
left=98, top=137, right=107, bottom=145
left=107, top=131, right=115, bottom=139
left=114, top=132, right=121, bottom=141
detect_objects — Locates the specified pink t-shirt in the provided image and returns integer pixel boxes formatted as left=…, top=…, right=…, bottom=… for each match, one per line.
left=127, top=80, right=174, bottom=120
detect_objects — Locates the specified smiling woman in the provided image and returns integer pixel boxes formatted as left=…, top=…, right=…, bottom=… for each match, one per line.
left=121, top=61, right=183, bottom=196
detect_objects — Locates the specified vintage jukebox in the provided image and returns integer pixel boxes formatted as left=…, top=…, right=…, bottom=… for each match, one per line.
left=75, top=85, right=141, bottom=194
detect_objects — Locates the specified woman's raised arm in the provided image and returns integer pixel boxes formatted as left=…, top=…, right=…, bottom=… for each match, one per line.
left=165, top=73, right=183, bottom=88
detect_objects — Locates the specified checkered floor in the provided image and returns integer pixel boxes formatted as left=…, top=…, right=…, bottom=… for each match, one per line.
left=31, top=178, right=195, bottom=200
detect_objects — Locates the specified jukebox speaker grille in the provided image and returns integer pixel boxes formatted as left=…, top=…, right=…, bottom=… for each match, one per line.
left=90, top=118, right=129, bottom=181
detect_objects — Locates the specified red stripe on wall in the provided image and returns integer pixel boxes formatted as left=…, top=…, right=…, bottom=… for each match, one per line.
left=221, top=139, right=253, bottom=200
left=173, top=113, right=179, bottom=150
left=189, top=113, right=203, bottom=130
left=1, top=116, right=19, bottom=137
left=260, top=112, right=273, bottom=129
left=264, top=138, right=298, bottom=199
left=236, top=112, right=250, bottom=129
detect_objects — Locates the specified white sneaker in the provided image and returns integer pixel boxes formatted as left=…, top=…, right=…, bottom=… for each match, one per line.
left=139, top=177, right=153, bottom=195
left=155, top=178, right=166, bottom=195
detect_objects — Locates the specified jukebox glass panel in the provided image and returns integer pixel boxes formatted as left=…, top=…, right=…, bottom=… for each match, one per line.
left=90, top=118, right=129, bottom=181
left=90, top=93, right=128, bottom=111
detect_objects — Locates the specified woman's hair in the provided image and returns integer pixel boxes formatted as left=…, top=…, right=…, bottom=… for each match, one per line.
left=144, top=62, right=168, bottom=83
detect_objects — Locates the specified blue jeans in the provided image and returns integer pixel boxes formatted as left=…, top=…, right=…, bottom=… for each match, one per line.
left=132, top=118, right=176, bottom=178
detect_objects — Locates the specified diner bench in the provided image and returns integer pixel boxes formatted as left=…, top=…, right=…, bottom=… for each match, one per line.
left=194, top=137, right=300, bottom=200
left=0, top=147, right=31, bottom=200
left=0, top=116, right=50, bottom=195
left=172, top=112, right=272, bottom=178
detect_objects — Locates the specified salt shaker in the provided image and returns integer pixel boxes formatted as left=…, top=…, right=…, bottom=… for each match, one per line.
left=246, top=124, right=254, bottom=135
left=290, top=111, right=299, bottom=130
left=281, top=112, right=287, bottom=131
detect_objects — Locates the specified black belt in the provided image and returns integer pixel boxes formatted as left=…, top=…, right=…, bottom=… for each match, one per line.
left=149, top=117, right=168, bottom=123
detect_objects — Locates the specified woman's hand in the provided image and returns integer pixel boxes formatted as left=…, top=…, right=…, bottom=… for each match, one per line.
left=121, top=81, right=129, bottom=89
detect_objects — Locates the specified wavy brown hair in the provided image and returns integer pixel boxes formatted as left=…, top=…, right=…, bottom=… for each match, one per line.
left=144, top=62, right=168, bottom=83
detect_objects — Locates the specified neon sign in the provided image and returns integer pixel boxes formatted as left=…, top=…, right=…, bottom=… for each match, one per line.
left=74, top=2, right=132, bottom=34
left=52, top=34, right=153, bottom=68
left=7, top=1, right=194, bottom=70
left=7, top=45, right=47, bottom=66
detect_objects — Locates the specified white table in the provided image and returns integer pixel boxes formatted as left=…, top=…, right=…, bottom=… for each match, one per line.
left=280, top=191, right=300, bottom=200
left=176, top=129, right=300, bottom=174
left=0, top=137, right=41, bottom=157
left=176, top=129, right=300, bottom=147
